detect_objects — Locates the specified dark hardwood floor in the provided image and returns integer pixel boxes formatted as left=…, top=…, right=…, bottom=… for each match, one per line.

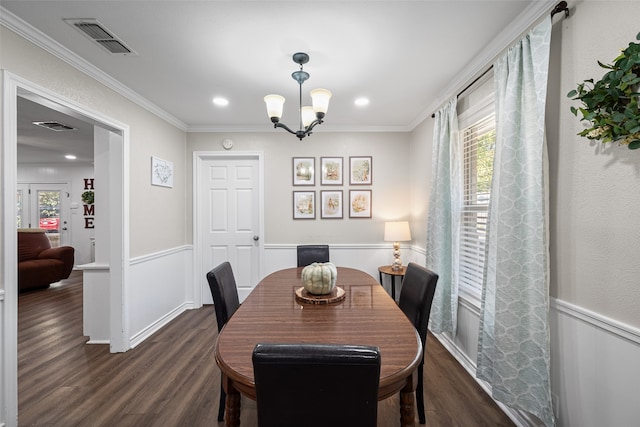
left=18, top=271, right=514, bottom=426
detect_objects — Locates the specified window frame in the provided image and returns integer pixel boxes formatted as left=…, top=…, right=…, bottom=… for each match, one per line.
left=456, top=92, right=495, bottom=306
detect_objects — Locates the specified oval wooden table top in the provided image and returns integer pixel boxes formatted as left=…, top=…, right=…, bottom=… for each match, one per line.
left=214, top=266, right=423, bottom=426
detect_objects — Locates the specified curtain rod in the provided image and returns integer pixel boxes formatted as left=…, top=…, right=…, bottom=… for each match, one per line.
left=431, top=1, right=570, bottom=118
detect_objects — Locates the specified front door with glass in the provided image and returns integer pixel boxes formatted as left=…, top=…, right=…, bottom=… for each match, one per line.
left=17, top=183, right=69, bottom=247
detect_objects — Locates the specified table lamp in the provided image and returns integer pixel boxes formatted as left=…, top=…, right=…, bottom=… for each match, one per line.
left=384, top=221, right=412, bottom=271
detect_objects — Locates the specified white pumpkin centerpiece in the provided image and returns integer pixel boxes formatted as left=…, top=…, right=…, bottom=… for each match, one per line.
left=301, top=262, right=338, bottom=295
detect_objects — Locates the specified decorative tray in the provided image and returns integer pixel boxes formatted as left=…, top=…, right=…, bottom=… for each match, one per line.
left=295, top=286, right=345, bottom=305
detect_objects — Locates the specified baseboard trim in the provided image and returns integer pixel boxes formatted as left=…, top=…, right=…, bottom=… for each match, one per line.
left=85, top=339, right=110, bottom=345
left=129, top=302, right=191, bottom=349
left=433, top=331, right=536, bottom=427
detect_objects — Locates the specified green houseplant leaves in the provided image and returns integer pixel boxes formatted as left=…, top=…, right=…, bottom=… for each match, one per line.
left=567, top=32, right=640, bottom=149
left=81, top=190, right=94, bottom=205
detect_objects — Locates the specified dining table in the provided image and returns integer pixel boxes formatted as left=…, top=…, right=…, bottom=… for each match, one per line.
left=214, top=266, right=423, bottom=427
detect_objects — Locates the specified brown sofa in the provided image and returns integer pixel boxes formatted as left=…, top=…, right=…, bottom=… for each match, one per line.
left=18, top=228, right=75, bottom=292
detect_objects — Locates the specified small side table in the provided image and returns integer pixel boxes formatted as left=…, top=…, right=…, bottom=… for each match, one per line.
left=378, top=265, right=406, bottom=301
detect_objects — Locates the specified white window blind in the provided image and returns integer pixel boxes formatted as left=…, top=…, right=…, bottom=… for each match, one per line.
left=459, top=113, right=495, bottom=295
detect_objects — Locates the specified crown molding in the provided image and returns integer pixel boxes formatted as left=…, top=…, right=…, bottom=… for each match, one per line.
left=411, top=0, right=557, bottom=128
left=187, top=123, right=412, bottom=133
left=2, top=2, right=559, bottom=135
left=0, top=6, right=188, bottom=132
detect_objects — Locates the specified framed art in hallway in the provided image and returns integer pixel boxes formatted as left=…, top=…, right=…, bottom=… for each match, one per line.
left=151, top=156, right=174, bottom=188
left=293, top=191, right=316, bottom=219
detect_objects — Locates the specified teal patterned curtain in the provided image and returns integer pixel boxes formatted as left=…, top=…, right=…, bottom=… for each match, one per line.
left=476, top=17, right=554, bottom=426
left=426, top=97, right=461, bottom=334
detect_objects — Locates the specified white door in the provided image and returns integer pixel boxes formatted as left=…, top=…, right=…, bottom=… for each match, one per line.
left=198, top=154, right=262, bottom=303
left=17, top=182, right=70, bottom=247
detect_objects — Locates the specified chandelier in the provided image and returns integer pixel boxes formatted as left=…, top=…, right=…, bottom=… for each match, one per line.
left=264, top=52, right=332, bottom=140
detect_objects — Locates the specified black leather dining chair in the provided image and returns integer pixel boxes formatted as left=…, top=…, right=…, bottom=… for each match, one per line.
left=398, top=262, right=439, bottom=424
left=252, top=343, right=381, bottom=427
left=206, top=261, right=241, bottom=422
left=296, top=244, right=330, bottom=267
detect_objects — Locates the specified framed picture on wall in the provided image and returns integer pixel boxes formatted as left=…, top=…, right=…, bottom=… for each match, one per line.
left=292, top=157, right=315, bottom=186
left=349, top=190, right=372, bottom=218
left=293, top=191, right=316, bottom=219
left=349, top=156, right=372, bottom=185
left=321, top=190, right=343, bottom=219
left=320, top=157, right=343, bottom=185
left=151, top=156, right=174, bottom=188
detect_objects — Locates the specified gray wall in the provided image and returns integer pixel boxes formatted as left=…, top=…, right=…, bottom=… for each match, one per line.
left=187, top=131, right=412, bottom=245
left=546, top=1, right=640, bottom=328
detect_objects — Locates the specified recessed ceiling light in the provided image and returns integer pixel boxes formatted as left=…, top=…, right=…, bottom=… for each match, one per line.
left=213, top=97, right=229, bottom=107
left=65, top=154, right=77, bottom=160
left=354, top=97, right=370, bottom=107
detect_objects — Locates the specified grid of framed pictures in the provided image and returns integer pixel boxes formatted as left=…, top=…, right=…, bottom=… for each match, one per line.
left=292, top=156, right=372, bottom=219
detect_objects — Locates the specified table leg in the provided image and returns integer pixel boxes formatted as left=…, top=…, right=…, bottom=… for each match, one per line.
left=400, top=383, right=416, bottom=427
left=392, top=275, right=397, bottom=301
left=224, top=387, right=241, bottom=427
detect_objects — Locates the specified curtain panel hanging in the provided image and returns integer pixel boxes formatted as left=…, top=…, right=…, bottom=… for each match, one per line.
left=426, top=97, right=461, bottom=334
left=476, top=17, right=554, bottom=426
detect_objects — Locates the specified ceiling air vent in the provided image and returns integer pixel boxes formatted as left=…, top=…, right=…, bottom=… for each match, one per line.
left=64, top=18, right=137, bottom=56
left=32, top=121, right=77, bottom=132
left=96, top=39, right=132, bottom=54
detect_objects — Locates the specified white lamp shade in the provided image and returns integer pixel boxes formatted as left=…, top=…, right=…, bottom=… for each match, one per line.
left=384, top=221, right=412, bottom=242
left=301, top=106, right=315, bottom=127
left=264, top=94, right=285, bottom=119
left=310, top=88, right=332, bottom=114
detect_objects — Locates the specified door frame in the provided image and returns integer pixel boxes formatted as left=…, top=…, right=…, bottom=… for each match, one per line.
left=2, top=71, right=130, bottom=425
left=192, top=151, right=265, bottom=308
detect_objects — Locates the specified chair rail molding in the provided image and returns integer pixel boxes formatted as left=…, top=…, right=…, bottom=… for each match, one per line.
left=129, top=245, right=193, bottom=266
left=551, top=297, right=640, bottom=346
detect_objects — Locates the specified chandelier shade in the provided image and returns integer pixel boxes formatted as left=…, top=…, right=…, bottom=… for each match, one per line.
left=310, top=88, right=332, bottom=114
left=301, top=106, right=315, bottom=127
left=264, top=52, right=332, bottom=140
left=264, top=94, right=285, bottom=120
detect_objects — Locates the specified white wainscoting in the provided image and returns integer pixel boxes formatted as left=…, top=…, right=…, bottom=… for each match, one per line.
left=128, top=245, right=193, bottom=349
left=407, top=246, right=640, bottom=427
left=128, top=243, right=400, bottom=349
left=549, top=299, right=640, bottom=427
left=263, top=243, right=418, bottom=299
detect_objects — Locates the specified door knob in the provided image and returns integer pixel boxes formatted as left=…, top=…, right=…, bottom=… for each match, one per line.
left=253, top=235, right=260, bottom=241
